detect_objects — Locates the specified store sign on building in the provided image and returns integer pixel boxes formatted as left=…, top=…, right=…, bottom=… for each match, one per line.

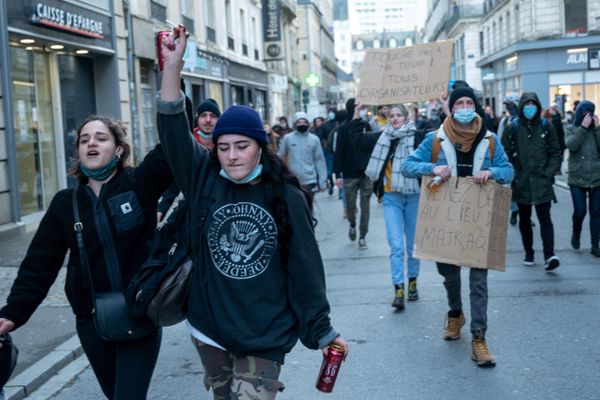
left=566, top=51, right=587, bottom=65
left=269, top=74, right=287, bottom=92
left=588, top=48, right=600, bottom=70
left=262, top=0, right=284, bottom=60
left=31, top=1, right=105, bottom=39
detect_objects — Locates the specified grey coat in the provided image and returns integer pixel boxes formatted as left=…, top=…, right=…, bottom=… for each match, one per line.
left=565, top=124, right=600, bottom=188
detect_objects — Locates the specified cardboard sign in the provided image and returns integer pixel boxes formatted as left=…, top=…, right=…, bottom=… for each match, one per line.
left=356, top=41, right=454, bottom=105
left=413, top=176, right=512, bottom=271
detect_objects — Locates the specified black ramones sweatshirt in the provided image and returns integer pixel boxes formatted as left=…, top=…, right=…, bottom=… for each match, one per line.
left=156, top=95, right=338, bottom=364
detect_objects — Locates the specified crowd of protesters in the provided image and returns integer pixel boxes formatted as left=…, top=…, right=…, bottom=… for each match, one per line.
left=0, top=26, right=599, bottom=397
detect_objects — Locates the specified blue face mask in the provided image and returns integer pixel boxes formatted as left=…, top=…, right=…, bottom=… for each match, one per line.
left=220, top=163, right=263, bottom=184
left=80, top=156, right=119, bottom=181
left=452, top=108, right=477, bottom=125
left=328, top=111, right=335, bottom=121
left=523, top=104, right=537, bottom=120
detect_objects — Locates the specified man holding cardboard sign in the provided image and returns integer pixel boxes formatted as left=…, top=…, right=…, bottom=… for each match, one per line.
left=401, top=84, right=513, bottom=368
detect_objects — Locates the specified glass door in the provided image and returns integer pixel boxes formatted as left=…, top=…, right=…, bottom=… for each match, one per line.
left=58, top=54, right=96, bottom=188
left=10, top=46, right=59, bottom=215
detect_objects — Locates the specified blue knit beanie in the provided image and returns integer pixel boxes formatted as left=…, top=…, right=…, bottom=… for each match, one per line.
left=212, top=105, right=268, bottom=145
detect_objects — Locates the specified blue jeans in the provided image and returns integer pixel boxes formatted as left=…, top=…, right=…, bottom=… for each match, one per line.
left=570, top=186, right=600, bottom=246
left=437, top=263, right=488, bottom=335
left=383, top=192, right=420, bottom=285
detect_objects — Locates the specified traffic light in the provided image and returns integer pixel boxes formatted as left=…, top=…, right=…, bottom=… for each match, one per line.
left=302, top=89, right=310, bottom=105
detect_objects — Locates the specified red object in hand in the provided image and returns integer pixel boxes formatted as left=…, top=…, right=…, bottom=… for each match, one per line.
left=315, top=344, right=345, bottom=393
left=156, top=30, right=171, bottom=72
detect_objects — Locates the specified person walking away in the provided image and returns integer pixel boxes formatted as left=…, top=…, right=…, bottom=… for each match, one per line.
left=565, top=100, right=600, bottom=257
left=401, top=84, right=513, bottom=367
left=363, top=104, right=421, bottom=310
left=278, top=112, right=328, bottom=203
left=0, top=116, right=173, bottom=399
left=501, top=92, right=562, bottom=270
left=157, top=27, right=348, bottom=399
left=334, top=98, right=374, bottom=250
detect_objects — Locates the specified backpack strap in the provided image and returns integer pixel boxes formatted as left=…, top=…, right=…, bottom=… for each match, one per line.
left=487, top=135, right=495, bottom=163
left=431, top=132, right=441, bottom=163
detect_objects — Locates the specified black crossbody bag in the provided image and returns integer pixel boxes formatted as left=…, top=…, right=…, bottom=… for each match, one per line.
left=72, top=188, right=156, bottom=341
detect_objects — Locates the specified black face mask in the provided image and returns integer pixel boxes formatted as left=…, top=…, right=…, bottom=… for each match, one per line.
left=296, top=125, right=309, bottom=133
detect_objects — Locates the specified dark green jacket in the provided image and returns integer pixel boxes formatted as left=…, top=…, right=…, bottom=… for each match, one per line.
left=565, top=124, right=600, bottom=188
left=501, top=92, right=561, bottom=205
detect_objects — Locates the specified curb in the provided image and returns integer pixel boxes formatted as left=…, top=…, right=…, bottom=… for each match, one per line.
left=4, top=335, right=83, bottom=400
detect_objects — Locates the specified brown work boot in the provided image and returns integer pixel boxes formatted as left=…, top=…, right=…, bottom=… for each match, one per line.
left=443, top=312, right=465, bottom=341
left=471, top=333, right=496, bottom=368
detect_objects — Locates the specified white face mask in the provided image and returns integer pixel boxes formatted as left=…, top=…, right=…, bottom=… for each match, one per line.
left=359, top=109, right=368, bottom=121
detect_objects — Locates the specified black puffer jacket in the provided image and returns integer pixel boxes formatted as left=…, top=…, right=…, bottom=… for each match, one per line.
left=501, top=92, right=561, bottom=204
left=0, top=147, right=173, bottom=328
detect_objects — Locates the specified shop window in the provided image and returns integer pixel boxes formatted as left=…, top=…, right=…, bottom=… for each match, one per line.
left=564, top=0, right=587, bottom=35
left=11, top=46, right=59, bottom=214
left=549, top=84, right=583, bottom=115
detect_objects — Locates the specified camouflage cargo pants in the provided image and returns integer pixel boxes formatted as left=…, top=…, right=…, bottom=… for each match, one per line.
left=192, top=337, right=285, bottom=400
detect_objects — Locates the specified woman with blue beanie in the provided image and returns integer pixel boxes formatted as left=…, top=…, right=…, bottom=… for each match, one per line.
left=566, top=100, right=600, bottom=257
left=156, top=27, right=347, bottom=399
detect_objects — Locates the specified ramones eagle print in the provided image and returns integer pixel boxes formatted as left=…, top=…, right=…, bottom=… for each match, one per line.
left=207, top=202, right=278, bottom=279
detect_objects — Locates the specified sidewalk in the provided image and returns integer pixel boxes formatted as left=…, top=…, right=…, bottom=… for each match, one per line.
left=0, top=231, right=80, bottom=400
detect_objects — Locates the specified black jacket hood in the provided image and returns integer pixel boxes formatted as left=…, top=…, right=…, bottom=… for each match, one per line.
left=518, top=92, right=542, bottom=123
left=345, top=98, right=356, bottom=121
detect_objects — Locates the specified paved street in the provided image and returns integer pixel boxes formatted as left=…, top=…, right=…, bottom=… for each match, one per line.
left=3, top=179, right=600, bottom=400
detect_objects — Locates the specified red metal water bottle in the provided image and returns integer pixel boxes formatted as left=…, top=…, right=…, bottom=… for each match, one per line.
left=315, top=344, right=345, bottom=393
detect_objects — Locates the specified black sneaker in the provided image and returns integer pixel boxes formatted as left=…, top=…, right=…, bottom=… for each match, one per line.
left=348, top=226, right=356, bottom=241
left=408, top=278, right=419, bottom=301
left=544, top=255, right=560, bottom=271
left=591, top=246, right=600, bottom=257
left=523, top=254, right=535, bottom=266
left=509, top=211, right=518, bottom=226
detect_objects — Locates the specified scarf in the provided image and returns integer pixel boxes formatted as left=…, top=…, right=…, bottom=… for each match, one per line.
left=365, top=122, right=420, bottom=195
left=443, top=114, right=482, bottom=153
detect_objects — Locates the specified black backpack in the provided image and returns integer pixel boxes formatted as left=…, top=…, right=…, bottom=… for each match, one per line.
left=125, top=172, right=218, bottom=325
